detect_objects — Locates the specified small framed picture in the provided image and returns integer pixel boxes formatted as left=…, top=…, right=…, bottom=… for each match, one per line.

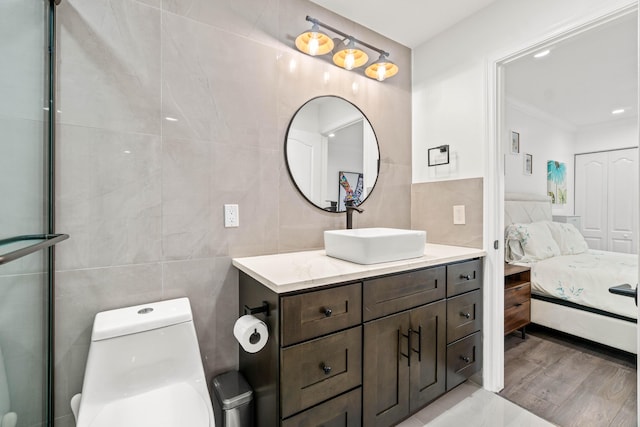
left=511, top=131, right=520, bottom=154
left=524, top=153, right=533, bottom=175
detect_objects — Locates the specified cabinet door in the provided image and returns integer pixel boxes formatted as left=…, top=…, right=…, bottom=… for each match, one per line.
left=409, top=300, right=446, bottom=412
left=363, top=311, right=410, bottom=427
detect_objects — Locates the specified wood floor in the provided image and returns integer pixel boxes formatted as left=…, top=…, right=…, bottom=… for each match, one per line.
left=500, top=325, right=637, bottom=427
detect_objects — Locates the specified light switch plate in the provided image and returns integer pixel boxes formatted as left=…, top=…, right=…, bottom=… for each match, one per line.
left=224, top=204, right=239, bottom=227
left=453, top=205, right=465, bottom=225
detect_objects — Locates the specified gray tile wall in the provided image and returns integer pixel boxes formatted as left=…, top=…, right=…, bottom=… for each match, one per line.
left=53, top=0, right=411, bottom=425
left=411, top=178, right=484, bottom=249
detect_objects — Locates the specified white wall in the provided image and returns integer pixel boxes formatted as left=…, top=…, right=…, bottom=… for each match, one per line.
left=575, top=117, right=639, bottom=154
left=505, top=101, right=576, bottom=215
left=412, top=0, right=636, bottom=184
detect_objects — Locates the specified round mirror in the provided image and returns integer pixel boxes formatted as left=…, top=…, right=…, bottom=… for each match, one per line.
left=285, top=96, right=380, bottom=212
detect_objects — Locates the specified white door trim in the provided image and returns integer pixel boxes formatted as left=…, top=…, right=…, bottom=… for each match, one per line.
left=483, top=2, right=638, bottom=395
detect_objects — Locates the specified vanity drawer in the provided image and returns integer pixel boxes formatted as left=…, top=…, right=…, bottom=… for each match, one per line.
left=363, top=266, right=446, bottom=321
left=447, top=290, right=481, bottom=344
left=281, top=283, right=361, bottom=346
left=447, top=259, right=482, bottom=297
left=505, top=282, right=530, bottom=309
left=281, top=387, right=362, bottom=427
left=280, top=326, right=362, bottom=418
left=446, top=332, right=482, bottom=390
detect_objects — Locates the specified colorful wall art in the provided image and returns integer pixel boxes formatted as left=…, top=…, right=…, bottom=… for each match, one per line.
left=547, top=160, right=567, bottom=204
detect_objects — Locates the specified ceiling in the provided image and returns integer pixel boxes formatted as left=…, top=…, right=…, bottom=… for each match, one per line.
left=310, top=0, right=498, bottom=48
left=505, top=12, right=638, bottom=128
left=311, top=1, right=638, bottom=128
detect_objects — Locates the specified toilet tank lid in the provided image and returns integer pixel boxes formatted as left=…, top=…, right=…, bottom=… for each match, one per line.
left=92, top=298, right=193, bottom=341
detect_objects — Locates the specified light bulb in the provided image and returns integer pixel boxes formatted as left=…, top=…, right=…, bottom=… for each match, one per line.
left=308, top=32, right=319, bottom=56
left=377, top=64, right=387, bottom=81
left=344, top=51, right=355, bottom=70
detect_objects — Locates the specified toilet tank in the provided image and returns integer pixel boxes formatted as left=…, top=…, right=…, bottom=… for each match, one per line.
left=80, top=298, right=208, bottom=404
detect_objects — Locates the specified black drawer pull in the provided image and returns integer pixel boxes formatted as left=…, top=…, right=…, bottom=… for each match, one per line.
left=321, top=363, right=332, bottom=375
left=514, top=303, right=523, bottom=307
left=461, top=356, right=471, bottom=363
left=460, top=312, right=471, bottom=319
left=322, top=308, right=333, bottom=317
left=460, top=274, right=472, bottom=280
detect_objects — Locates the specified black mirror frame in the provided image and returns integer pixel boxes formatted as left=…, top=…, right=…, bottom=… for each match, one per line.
left=284, top=95, right=381, bottom=213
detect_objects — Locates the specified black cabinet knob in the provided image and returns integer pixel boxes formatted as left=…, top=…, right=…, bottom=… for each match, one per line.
left=461, top=356, right=470, bottom=363
left=323, top=308, right=333, bottom=317
left=460, top=312, right=471, bottom=319
left=321, top=363, right=332, bottom=375
left=460, top=274, right=472, bottom=280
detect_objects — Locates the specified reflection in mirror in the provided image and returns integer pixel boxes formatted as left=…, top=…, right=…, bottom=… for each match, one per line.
left=286, top=96, right=380, bottom=212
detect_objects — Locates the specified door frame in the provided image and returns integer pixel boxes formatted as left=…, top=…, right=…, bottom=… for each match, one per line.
left=483, top=1, right=639, bottom=399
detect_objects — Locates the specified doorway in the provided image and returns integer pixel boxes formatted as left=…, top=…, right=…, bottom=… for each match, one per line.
left=491, top=5, right=639, bottom=426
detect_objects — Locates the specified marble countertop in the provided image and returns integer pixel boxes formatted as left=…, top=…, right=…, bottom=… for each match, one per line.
left=232, top=244, right=486, bottom=294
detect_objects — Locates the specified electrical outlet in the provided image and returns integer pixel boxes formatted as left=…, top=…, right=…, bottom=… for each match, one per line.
left=224, top=204, right=239, bottom=228
left=453, top=205, right=466, bottom=225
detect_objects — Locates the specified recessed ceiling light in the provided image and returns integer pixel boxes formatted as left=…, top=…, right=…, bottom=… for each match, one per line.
left=165, top=117, right=178, bottom=122
left=328, top=133, right=335, bottom=138
left=533, top=49, right=550, bottom=58
left=611, top=109, right=625, bottom=115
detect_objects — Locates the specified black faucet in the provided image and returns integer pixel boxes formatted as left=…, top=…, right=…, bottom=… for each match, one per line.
left=345, top=201, right=364, bottom=229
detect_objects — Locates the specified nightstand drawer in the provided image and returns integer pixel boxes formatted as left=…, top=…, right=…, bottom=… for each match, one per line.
left=281, top=283, right=362, bottom=346
left=505, top=282, right=530, bottom=309
left=447, top=259, right=482, bottom=297
left=280, top=326, right=362, bottom=418
left=504, top=300, right=530, bottom=335
left=447, top=290, right=482, bottom=343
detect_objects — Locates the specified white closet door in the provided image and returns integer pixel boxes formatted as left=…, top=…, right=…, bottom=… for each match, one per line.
left=575, top=152, right=608, bottom=250
left=607, top=148, right=638, bottom=254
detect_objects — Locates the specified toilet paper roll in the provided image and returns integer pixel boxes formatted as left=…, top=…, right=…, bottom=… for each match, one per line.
left=233, top=315, right=268, bottom=353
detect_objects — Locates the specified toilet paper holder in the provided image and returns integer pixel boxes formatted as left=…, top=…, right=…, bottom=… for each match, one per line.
left=244, top=301, right=269, bottom=317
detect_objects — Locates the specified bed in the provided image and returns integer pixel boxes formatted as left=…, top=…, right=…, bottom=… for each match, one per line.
left=505, top=192, right=638, bottom=354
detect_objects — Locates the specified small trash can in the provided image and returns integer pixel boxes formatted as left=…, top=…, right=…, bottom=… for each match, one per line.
left=211, top=371, right=253, bottom=427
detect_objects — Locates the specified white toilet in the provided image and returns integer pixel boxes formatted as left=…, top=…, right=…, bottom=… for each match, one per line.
left=71, top=298, right=215, bottom=427
left=0, top=344, right=17, bottom=427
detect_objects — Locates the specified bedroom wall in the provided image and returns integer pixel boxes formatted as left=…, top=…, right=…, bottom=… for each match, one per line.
left=574, top=117, right=639, bottom=154
left=412, top=0, right=635, bottom=185
left=505, top=100, right=576, bottom=216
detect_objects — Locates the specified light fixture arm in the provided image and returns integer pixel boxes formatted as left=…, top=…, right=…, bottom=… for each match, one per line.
left=305, top=15, right=390, bottom=57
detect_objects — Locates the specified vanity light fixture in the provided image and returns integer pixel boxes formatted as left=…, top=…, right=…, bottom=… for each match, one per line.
left=295, top=21, right=334, bottom=56
left=295, top=15, right=399, bottom=81
left=365, top=53, right=399, bottom=81
left=332, top=38, right=368, bottom=70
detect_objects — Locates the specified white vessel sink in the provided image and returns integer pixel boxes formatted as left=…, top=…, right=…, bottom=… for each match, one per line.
left=324, top=228, right=426, bottom=265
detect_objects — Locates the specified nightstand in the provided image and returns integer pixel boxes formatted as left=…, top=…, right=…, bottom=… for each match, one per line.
left=504, top=263, right=531, bottom=339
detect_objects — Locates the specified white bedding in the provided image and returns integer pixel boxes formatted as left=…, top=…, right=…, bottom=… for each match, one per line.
left=516, top=249, right=638, bottom=320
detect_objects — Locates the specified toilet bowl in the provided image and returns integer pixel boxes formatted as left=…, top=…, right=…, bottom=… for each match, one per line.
left=0, top=344, right=17, bottom=427
left=71, top=298, right=215, bottom=427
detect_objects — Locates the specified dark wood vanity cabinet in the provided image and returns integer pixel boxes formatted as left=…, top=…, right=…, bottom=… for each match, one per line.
left=363, top=300, right=446, bottom=426
left=238, top=257, right=483, bottom=427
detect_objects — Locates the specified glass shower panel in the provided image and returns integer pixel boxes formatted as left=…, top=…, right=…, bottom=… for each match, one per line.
left=0, top=1, right=52, bottom=426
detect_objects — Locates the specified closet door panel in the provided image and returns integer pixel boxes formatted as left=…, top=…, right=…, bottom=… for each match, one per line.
left=575, top=153, right=607, bottom=250
left=607, top=148, right=638, bottom=254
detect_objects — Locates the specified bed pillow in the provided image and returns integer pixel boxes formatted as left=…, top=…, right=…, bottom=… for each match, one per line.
left=504, top=225, right=525, bottom=262
left=505, top=221, right=561, bottom=262
left=546, top=221, right=589, bottom=255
